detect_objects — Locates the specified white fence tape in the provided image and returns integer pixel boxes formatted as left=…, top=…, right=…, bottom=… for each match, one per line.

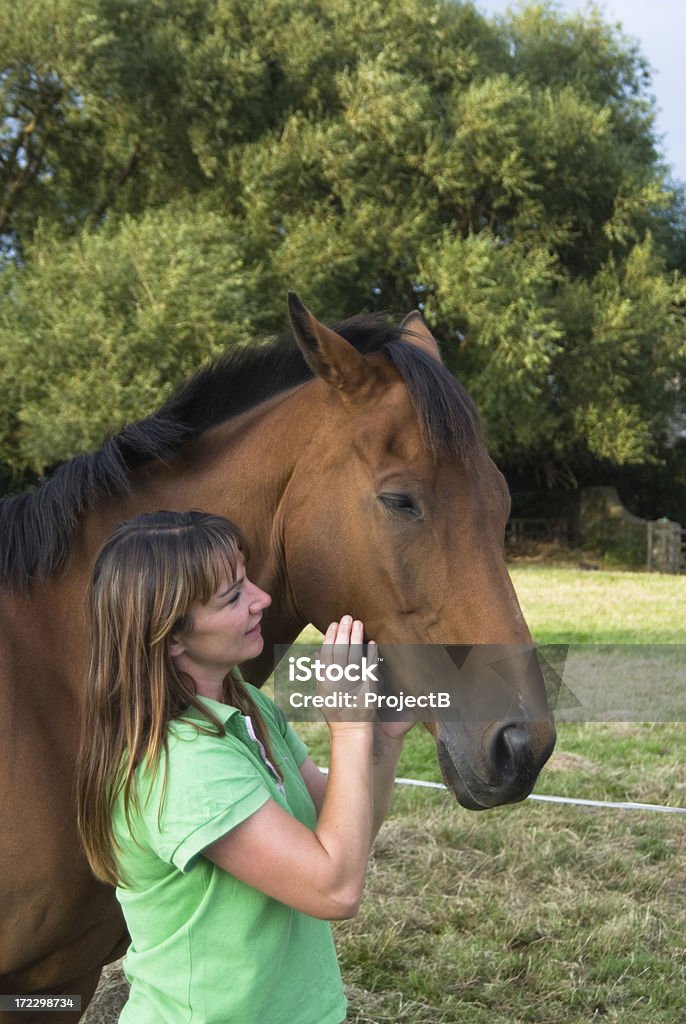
left=320, top=768, right=686, bottom=814
left=393, top=775, right=686, bottom=814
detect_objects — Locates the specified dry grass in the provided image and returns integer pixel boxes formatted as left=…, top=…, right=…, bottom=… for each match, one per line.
left=81, top=963, right=126, bottom=1023
left=339, top=792, right=686, bottom=1023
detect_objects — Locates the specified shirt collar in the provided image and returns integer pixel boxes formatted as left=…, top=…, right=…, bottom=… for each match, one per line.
left=181, top=694, right=242, bottom=726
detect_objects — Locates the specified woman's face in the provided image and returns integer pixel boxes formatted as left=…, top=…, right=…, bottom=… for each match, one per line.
left=170, top=557, right=271, bottom=684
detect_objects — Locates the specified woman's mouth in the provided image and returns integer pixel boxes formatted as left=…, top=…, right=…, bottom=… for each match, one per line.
left=245, top=622, right=262, bottom=637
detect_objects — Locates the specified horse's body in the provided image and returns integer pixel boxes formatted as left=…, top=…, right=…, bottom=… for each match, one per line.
left=0, top=297, right=555, bottom=1022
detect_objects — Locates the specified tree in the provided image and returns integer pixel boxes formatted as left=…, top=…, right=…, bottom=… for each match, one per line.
left=0, top=0, right=684, bottom=500
left=0, top=202, right=264, bottom=477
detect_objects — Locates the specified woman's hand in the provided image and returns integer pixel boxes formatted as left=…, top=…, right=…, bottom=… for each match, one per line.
left=318, top=616, right=377, bottom=731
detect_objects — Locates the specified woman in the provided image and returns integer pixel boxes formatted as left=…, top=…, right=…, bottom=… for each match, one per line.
left=76, top=510, right=409, bottom=1024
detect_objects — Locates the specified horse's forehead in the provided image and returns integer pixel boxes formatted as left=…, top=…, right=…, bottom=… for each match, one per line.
left=356, top=359, right=424, bottom=431
left=350, top=383, right=428, bottom=463
left=373, top=376, right=419, bottom=426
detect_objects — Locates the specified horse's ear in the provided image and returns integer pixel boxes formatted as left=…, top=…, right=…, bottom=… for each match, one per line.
left=288, top=292, right=376, bottom=397
left=399, top=311, right=442, bottom=363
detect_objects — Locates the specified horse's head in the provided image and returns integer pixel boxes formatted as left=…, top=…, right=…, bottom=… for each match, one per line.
left=281, top=294, right=555, bottom=809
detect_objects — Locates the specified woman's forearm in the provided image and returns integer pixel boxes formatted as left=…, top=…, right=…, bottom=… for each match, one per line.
left=313, top=727, right=374, bottom=916
left=370, top=729, right=404, bottom=843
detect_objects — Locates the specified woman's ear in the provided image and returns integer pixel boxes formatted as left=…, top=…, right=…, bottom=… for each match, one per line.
left=169, top=635, right=185, bottom=658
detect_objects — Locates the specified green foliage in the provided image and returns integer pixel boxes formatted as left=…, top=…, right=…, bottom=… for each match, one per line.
left=580, top=518, right=647, bottom=569
left=0, top=0, right=684, bottom=486
left=420, top=230, right=563, bottom=455
left=0, top=203, right=262, bottom=473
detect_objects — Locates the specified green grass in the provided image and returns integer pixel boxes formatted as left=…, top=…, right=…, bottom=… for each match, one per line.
left=509, top=565, right=686, bottom=644
left=336, top=792, right=686, bottom=1024
left=298, top=566, right=686, bottom=1024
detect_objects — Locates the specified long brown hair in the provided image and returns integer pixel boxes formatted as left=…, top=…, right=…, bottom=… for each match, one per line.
left=76, top=510, right=280, bottom=886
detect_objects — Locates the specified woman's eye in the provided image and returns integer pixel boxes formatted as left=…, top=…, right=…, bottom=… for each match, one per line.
left=377, top=493, right=422, bottom=518
left=228, top=591, right=241, bottom=604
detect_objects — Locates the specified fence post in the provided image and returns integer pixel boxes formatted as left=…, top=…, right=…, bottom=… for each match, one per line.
left=651, top=519, right=683, bottom=573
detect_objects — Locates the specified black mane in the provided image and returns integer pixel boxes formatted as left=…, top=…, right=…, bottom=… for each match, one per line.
left=0, top=315, right=480, bottom=590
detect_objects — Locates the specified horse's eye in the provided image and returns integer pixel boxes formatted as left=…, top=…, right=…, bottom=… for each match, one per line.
left=378, top=492, right=422, bottom=518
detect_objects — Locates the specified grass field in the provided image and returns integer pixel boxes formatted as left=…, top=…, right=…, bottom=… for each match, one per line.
left=84, top=566, right=686, bottom=1024
left=510, top=565, right=686, bottom=644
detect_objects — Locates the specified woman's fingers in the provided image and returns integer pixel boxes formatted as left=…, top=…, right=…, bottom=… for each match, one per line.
left=324, top=621, right=339, bottom=641
left=316, top=618, right=378, bottom=726
left=367, top=640, right=378, bottom=681
left=319, top=621, right=338, bottom=667
left=333, top=615, right=353, bottom=665
left=322, top=616, right=369, bottom=671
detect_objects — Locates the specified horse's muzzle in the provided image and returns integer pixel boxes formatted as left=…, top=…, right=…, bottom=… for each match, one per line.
left=436, top=717, right=557, bottom=810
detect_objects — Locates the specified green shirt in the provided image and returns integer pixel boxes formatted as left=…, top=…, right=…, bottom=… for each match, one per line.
left=112, top=683, right=346, bottom=1024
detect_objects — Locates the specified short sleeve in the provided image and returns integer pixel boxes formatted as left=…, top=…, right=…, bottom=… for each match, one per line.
left=139, top=728, right=271, bottom=873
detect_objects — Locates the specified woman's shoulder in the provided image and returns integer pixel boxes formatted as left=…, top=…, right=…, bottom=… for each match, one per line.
left=169, top=702, right=237, bottom=744
left=165, top=676, right=285, bottom=746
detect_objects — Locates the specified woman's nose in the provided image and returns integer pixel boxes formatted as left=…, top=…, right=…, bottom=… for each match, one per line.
left=250, top=584, right=271, bottom=610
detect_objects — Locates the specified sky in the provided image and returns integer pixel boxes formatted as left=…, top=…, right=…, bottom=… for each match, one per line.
left=474, top=0, right=686, bottom=185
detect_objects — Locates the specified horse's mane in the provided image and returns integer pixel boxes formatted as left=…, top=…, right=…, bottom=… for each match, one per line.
left=0, top=314, right=480, bottom=590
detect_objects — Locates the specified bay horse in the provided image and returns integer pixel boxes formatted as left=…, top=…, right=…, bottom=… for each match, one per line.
left=0, top=294, right=555, bottom=1022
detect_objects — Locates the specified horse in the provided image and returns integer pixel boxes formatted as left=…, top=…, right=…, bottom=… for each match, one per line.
left=0, top=294, right=555, bottom=1022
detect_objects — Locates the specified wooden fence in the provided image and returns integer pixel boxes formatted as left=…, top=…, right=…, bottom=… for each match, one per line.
left=505, top=518, right=569, bottom=545
left=507, top=513, right=686, bottom=574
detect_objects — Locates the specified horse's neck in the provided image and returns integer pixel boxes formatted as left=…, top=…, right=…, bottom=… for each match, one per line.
left=0, top=387, right=319, bottom=694
left=134, top=384, right=309, bottom=526
left=115, top=386, right=317, bottom=677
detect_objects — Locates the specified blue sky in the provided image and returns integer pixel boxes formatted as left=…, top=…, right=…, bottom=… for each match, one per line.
left=475, top=0, right=686, bottom=185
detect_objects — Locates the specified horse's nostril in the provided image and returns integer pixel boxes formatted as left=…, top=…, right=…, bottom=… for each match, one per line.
left=494, top=730, right=513, bottom=777
left=493, top=722, right=531, bottom=782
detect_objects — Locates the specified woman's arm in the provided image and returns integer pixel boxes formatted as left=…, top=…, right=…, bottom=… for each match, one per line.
left=369, top=727, right=405, bottom=841
left=299, top=728, right=407, bottom=843
left=299, top=639, right=416, bottom=837
left=299, top=755, right=328, bottom=816
left=203, top=728, right=372, bottom=919
left=204, top=618, right=375, bottom=920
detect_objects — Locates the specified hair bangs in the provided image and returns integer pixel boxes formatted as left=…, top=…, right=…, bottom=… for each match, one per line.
left=154, top=515, right=249, bottom=642
left=185, top=524, right=249, bottom=608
